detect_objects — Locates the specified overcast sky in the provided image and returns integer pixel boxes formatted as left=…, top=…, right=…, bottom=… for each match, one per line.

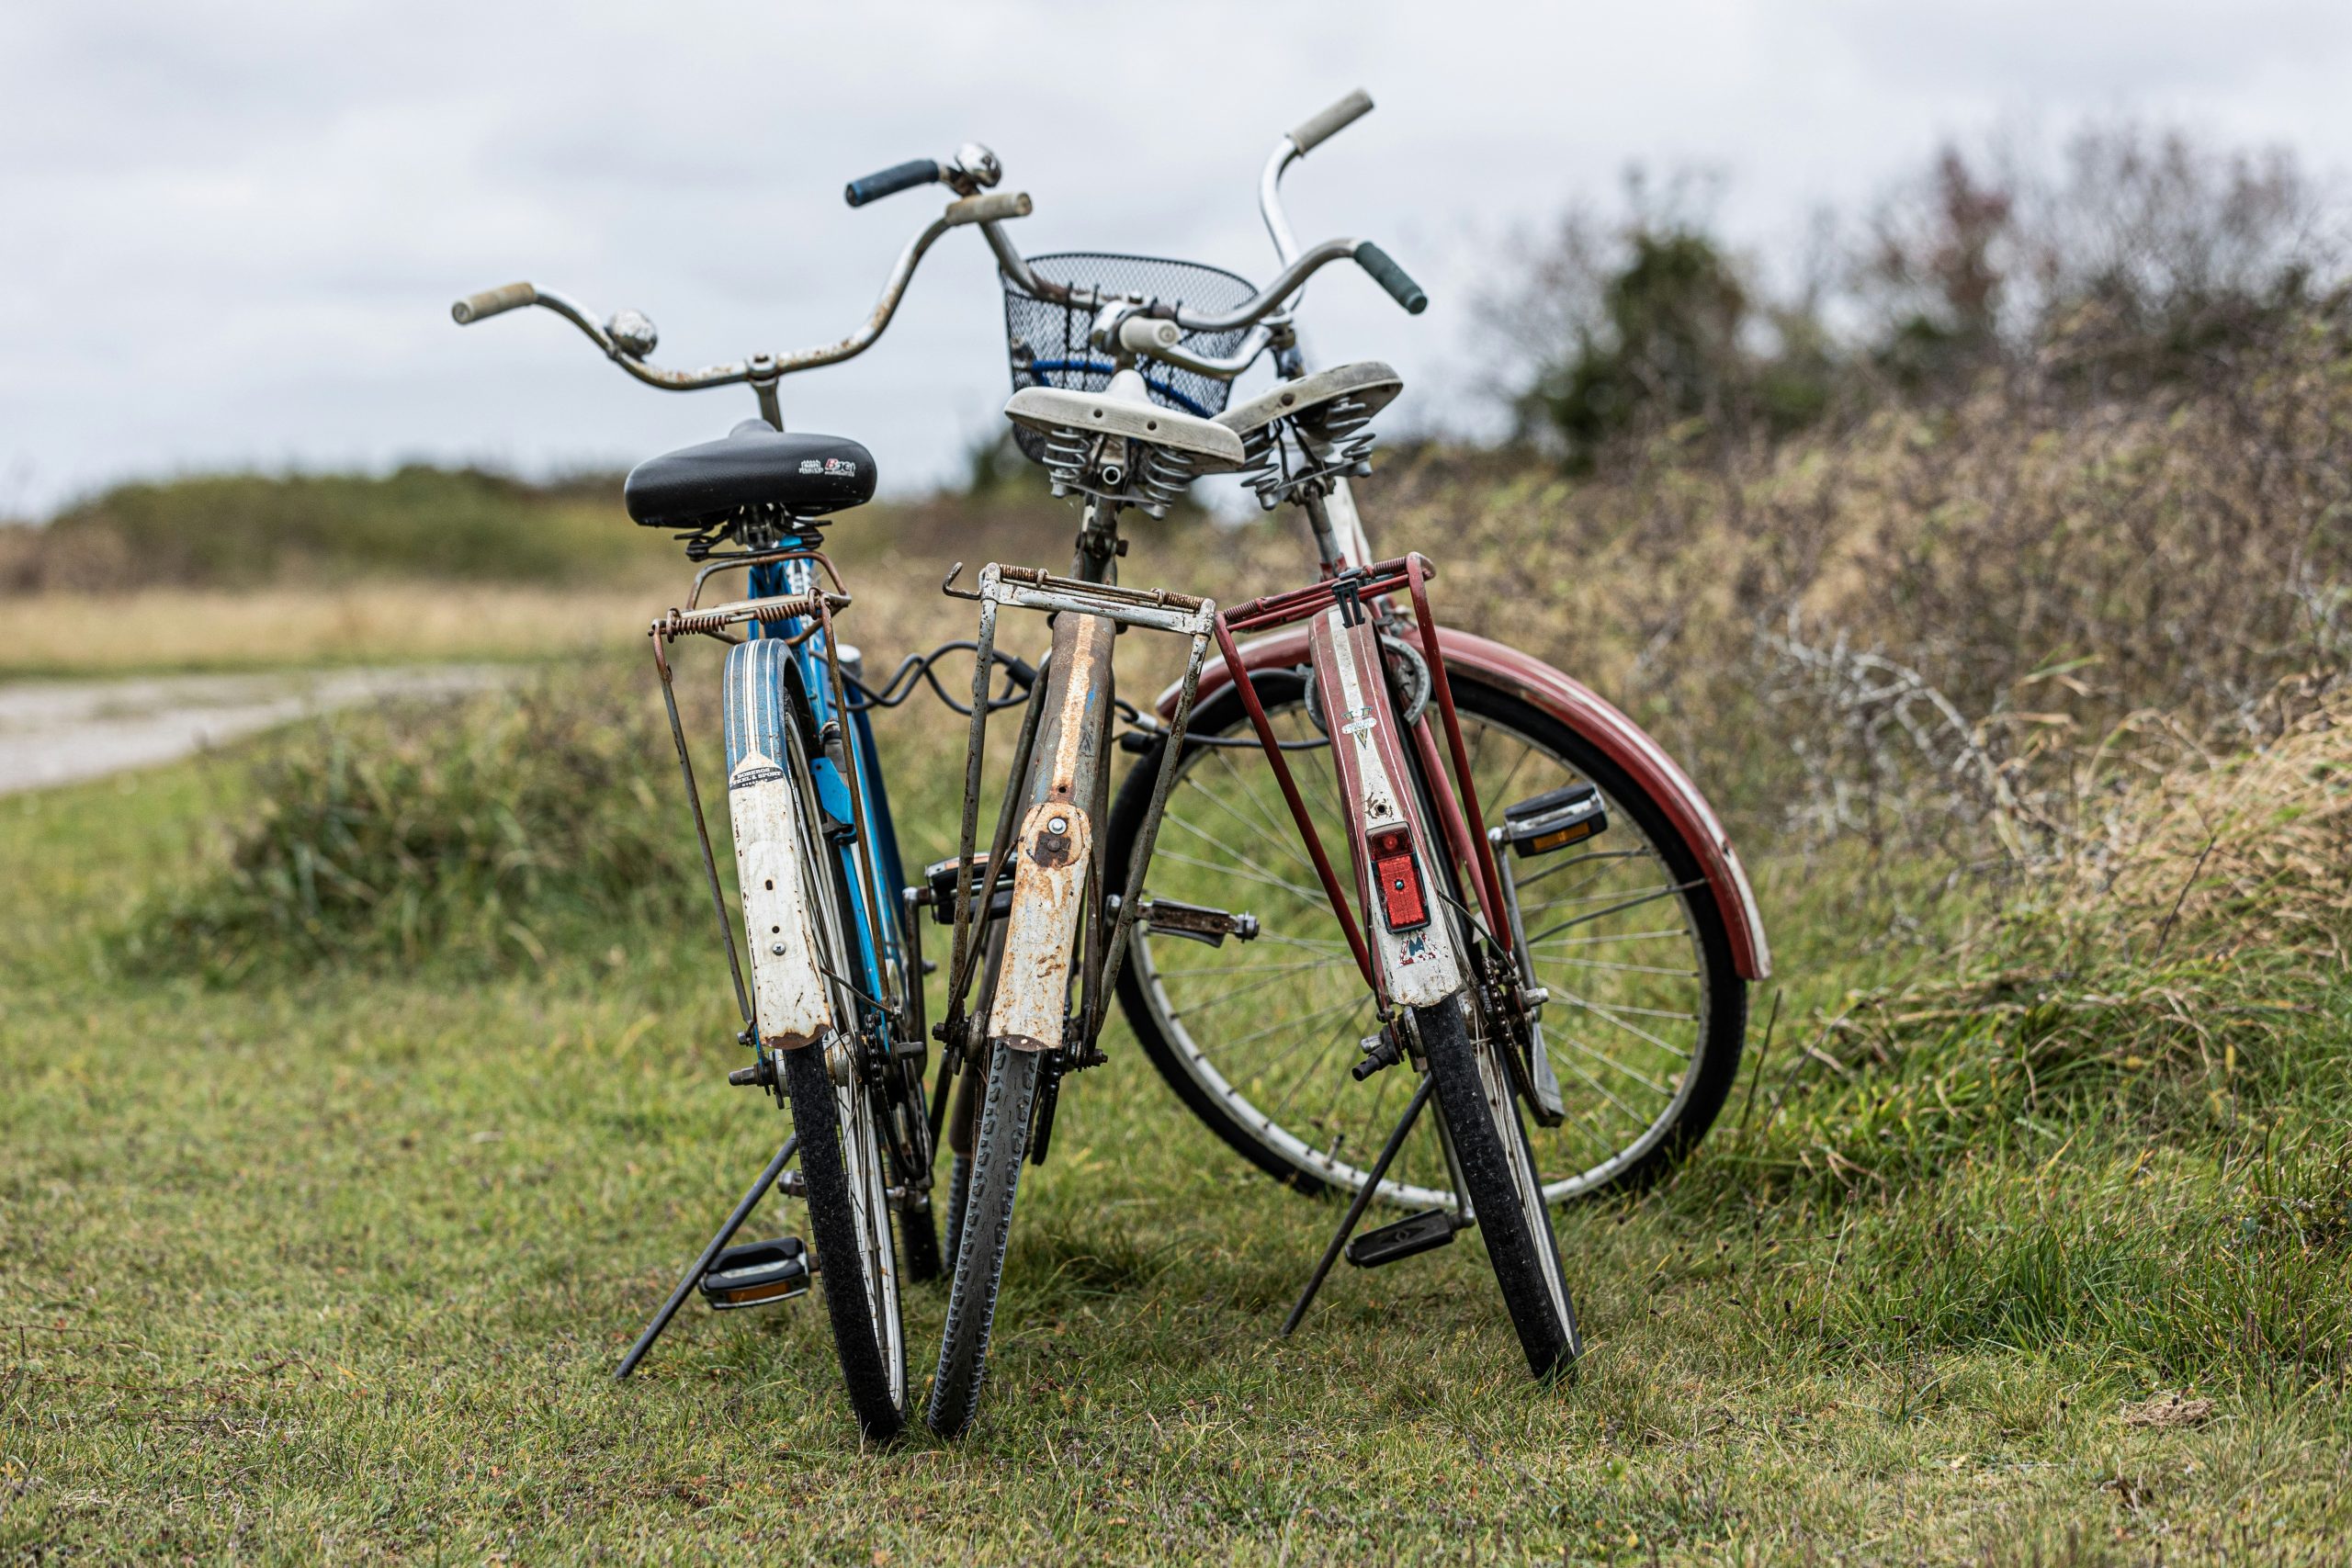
left=6, top=1, right=2351, bottom=519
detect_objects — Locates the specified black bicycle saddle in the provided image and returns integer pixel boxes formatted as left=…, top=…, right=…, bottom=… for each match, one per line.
left=623, top=420, right=878, bottom=527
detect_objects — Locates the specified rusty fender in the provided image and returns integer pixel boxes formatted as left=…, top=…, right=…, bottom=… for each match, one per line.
left=989, top=612, right=1115, bottom=1052
left=989, top=804, right=1093, bottom=1051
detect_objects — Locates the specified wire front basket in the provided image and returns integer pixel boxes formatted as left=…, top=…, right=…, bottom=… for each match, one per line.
left=1001, top=253, right=1258, bottom=464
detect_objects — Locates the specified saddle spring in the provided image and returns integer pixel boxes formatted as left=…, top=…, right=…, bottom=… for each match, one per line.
left=1238, top=394, right=1382, bottom=511
left=1038, top=425, right=1225, bottom=519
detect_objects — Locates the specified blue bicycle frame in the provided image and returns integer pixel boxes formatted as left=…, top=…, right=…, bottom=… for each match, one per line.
left=734, top=556, right=910, bottom=1058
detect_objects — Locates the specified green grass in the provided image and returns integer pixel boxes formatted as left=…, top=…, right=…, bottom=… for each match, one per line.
left=7, top=711, right=2352, bottom=1563
left=28, top=468, right=665, bottom=589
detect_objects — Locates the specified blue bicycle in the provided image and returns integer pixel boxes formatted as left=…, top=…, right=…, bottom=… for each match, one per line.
left=452, top=151, right=1035, bottom=1439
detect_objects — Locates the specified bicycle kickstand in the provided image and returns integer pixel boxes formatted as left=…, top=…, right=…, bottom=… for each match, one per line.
left=1278, top=1077, right=1435, bottom=1337
left=613, top=1133, right=798, bottom=1381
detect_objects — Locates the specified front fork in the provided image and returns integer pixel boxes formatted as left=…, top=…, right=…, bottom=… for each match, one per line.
left=936, top=548, right=1218, bottom=1167
left=944, top=610, right=1113, bottom=1167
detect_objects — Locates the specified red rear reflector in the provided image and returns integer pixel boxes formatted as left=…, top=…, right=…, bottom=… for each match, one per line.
left=1372, top=829, right=1429, bottom=931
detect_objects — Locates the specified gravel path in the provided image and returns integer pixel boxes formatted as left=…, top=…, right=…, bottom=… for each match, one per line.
left=0, top=666, right=510, bottom=795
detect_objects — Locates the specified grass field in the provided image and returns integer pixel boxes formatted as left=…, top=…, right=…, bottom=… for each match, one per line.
left=0, top=585, right=672, bottom=679
left=6, top=654, right=2350, bottom=1564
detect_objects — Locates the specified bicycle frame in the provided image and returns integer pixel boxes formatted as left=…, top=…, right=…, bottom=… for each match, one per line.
left=1213, top=554, right=1514, bottom=1019
left=650, top=548, right=915, bottom=1088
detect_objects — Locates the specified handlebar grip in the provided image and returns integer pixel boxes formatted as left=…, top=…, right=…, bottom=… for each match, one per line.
left=944, top=190, right=1033, bottom=226
left=1353, top=243, right=1428, bottom=314
left=450, top=282, right=538, bottom=324
left=1290, top=89, right=1374, bottom=154
left=844, top=159, right=943, bottom=208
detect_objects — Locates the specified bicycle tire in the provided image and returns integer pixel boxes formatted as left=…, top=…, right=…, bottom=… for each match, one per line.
left=940, top=1151, right=975, bottom=1268
left=925, top=1045, right=1042, bottom=1438
left=729, top=637, right=909, bottom=1440
left=1416, top=997, right=1581, bottom=1378
left=1107, top=667, right=1747, bottom=1206
left=780, top=1043, right=911, bottom=1438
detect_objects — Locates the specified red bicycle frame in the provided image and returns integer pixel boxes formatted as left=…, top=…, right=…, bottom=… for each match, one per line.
left=1214, top=553, right=1516, bottom=1014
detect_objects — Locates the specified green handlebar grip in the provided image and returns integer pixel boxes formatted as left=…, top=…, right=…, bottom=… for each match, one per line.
left=844, top=159, right=942, bottom=208
left=1354, top=243, right=1428, bottom=315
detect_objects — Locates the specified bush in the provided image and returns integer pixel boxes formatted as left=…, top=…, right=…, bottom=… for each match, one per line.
left=142, top=663, right=705, bottom=976
left=11, top=466, right=662, bottom=592
left=1480, top=122, right=2345, bottom=467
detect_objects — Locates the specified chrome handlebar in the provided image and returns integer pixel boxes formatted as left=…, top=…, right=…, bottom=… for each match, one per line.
left=978, top=88, right=1420, bottom=387
left=1261, top=88, right=1374, bottom=265
left=451, top=188, right=1033, bottom=392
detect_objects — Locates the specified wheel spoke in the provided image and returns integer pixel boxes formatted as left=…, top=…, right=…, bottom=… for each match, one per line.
left=1514, top=847, right=1649, bottom=889
left=1526, top=882, right=1703, bottom=943
left=1550, top=1047, right=1653, bottom=1130
left=1527, top=928, right=1689, bottom=949
left=1548, top=1027, right=1674, bottom=1096
left=1539, top=955, right=1702, bottom=976
left=1187, top=759, right=1318, bottom=876
left=1560, top=995, right=1695, bottom=1058
left=1171, top=962, right=1339, bottom=1018
left=1151, top=957, right=1348, bottom=980
left=1151, top=836, right=1330, bottom=908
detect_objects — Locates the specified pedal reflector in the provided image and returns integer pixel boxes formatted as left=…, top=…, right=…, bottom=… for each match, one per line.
left=699, top=1235, right=811, bottom=1310
left=1501, top=783, right=1607, bottom=858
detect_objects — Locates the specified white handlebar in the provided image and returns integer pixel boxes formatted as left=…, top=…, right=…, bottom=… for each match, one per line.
left=1288, top=89, right=1374, bottom=156
left=1261, top=90, right=1376, bottom=265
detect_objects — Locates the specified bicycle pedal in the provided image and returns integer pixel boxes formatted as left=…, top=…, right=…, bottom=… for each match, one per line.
left=922, top=852, right=1016, bottom=926
left=1501, top=783, right=1607, bottom=857
left=698, top=1235, right=811, bottom=1310
left=1116, top=895, right=1260, bottom=948
left=1344, top=1209, right=1457, bottom=1269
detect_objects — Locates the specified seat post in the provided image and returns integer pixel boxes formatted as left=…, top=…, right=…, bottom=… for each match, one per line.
left=1071, top=497, right=1123, bottom=586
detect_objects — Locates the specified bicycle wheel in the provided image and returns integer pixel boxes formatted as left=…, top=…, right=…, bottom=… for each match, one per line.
left=926, top=607, right=1114, bottom=1438
left=1417, top=994, right=1581, bottom=1376
left=1108, top=666, right=1746, bottom=1208
left=924, top=1044, right=1042, bottom=1438
left=729, top=641, right=909, bottom=1440
left=780, top=1043, right=910, bottom=1438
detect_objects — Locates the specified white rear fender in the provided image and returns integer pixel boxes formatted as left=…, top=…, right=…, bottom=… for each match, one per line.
left=729, top=750, right=833, bottom=1051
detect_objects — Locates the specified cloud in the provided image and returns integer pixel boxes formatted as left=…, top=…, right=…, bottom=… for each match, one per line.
left=5, top=0, right=2349, bottom=515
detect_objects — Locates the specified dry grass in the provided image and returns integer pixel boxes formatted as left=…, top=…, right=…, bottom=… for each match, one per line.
left=0, top=583, right=674, bottom=678
left=1315, top=312, right=2352, bottom=863
left=2053, top=699, right=2352, bottom=964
